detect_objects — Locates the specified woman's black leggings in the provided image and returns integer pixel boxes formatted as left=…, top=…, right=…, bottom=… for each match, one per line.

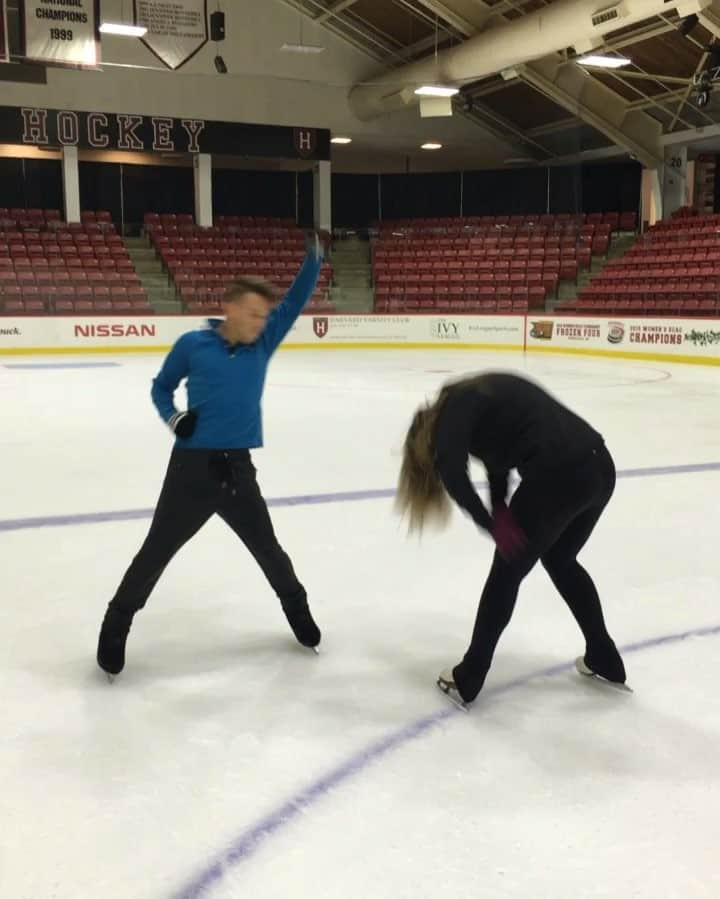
left=453, top=444, right=623, bottom=702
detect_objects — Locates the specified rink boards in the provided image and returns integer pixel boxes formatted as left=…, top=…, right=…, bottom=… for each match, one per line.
left=0, top=313, right=719, bottom=365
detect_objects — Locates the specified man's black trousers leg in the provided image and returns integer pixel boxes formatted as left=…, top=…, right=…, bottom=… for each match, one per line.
left=108, top=451, right=217, bottom=617
left=216, top=452, right=320, bottom=648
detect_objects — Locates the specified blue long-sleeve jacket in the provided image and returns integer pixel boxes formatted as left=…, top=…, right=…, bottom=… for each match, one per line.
left=150, top=251, right=321, bottom=449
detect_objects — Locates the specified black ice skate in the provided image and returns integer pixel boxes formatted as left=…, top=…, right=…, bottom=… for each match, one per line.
left=97, top=607, right=133, bottom=680
left=437, top=669, right=470, bottom=711
left=280, top=593, right=321, bottom=653
left=576, top=653, right=632, bottom=693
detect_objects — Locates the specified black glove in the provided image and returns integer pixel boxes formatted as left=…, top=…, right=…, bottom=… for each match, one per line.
left=168, top=410, right=197, bottom=439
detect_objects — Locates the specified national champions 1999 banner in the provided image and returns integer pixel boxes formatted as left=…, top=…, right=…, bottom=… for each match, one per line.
left=22, top=0, right=100, bottom=67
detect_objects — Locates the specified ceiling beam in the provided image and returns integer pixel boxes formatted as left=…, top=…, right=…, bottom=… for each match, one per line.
left=315, top=0, right=361, bottom=24
left=519, top=56, right=665, bottom=168
left=454, top=100, right=555, bottom=160
left=277, top=0, right=390, bottom=60
left=410, top=0, right=491, bottom=34
left=698, top=0, right=720, bottom=39
left=661, top=121, right=720, bottom=145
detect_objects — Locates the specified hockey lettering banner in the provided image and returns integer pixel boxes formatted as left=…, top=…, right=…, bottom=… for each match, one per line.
left=0, top=105, right=330, bottom=159
left=22, top=0, right=100, bottom=67
left=1, top=0, right=8, bottom=63
left=134, top=0, right=207, bottom=70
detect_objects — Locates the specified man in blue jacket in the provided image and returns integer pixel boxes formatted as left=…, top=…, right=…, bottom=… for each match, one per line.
left=97, top=234, right=327, bottom=677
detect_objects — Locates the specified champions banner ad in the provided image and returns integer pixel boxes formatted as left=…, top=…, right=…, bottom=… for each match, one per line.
left=22, top=0, right=100, bottom=67
left=526, top=316, right=720, bottom=363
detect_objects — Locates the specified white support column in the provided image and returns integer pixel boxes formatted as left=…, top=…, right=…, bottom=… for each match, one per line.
left=641, top=167, right=663, bottom=229
left=193, top=153, right=213, bottom=228
left=662, top=146, right=688, bottom=220
left=313, top=160, right=331, bottom=233
left=61, top=146, right=80, bottom=223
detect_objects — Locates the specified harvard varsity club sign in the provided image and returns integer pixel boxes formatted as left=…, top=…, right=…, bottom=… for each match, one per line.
left=0, top=106, right=330, bottom=159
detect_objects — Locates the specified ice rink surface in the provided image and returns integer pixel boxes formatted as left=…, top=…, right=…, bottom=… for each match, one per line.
left=1, top=348, right=719, bottom=899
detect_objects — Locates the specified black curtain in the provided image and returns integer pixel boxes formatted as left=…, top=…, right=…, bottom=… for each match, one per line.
left=23, top=159, right=63, bottom=211
left=379, top=172, right=461, bottom=219
left=79, top=161, right=122, bottom=224
left=332, top=173, right=378, bottom=227
left=212, top=169, right=295, bottom=217
left=580, top=162, right=641, bottom=213
left=0, top=158, right=25, bottom=208
left=297, top=171, right=313, bottom=227
left=548, top=166, right=583, bottom=214
left=462, top=168, right=547, bottom=216
left=121, top=164, right=194, bottom=228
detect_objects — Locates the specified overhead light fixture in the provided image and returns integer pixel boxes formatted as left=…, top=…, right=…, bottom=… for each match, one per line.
left=280, top=42, right=325, bottom=53
left=421, top=142, right=442, bottom=150
left=577, top=54, right=631, bottom=69
left=414, top=85, right=459, bottom=97
left=99, top=22, right=148, bottom=37
left=331, top=137, right=352, bottom=144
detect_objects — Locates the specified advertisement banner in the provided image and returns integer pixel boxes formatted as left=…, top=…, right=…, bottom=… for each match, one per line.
left=285, top=314, right=526, bottom=347
left=22, top=0, right=100, bottom=67
left=1, top=0, right=8, bottom=63
left=0, top=105, right=330, bottom=160
left=0, top=314, right=527, bottom=353
left=1, top=314, right=719, bottom=363
left=526, top=316, right=720, bottom=363
left=0, top=316, right=202, bottom=350
left=134, top=0, right=207, bottom=70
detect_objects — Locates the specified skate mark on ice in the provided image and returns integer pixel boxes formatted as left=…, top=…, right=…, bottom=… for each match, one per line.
left=167, top=622, right=720, bottom=899
left=3, top=460, right=720, bottom=533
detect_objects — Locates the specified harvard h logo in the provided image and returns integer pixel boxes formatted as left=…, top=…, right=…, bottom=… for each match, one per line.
left=313, top=317, right=328, bottom=338
left=294, top=128, right=317, bottom=158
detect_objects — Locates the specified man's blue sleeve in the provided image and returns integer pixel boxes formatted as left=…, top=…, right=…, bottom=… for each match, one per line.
left=150, top=333, right=194, bottom=423
left=262, top=251, right=322, bottom=353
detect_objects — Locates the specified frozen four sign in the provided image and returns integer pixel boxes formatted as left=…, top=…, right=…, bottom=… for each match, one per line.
left=22, top=0, right=99, bottom=67
left=134, top=0, right=208, bottom=70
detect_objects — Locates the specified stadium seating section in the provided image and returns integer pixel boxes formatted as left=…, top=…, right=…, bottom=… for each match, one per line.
left=560, top=213, right=720, bottom=317
left=145, top=213, right=335, bottom=315
left=372, top=212, right=636, bottom=314
left=0, top=208, right=149, bottom=315
left=4, top=207, right=720, bottom=319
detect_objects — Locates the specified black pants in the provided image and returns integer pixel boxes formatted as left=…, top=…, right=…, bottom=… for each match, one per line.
left=454, top=444, right=620, bottom=702
left=109, top=449, right=305, bottom=616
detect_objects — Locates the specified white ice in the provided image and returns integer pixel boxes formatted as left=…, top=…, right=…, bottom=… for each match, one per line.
left=1, top=349, right=719, bottom=899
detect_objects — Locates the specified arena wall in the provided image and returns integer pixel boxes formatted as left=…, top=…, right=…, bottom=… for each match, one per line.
left=1, top=314, right=719, bottom=365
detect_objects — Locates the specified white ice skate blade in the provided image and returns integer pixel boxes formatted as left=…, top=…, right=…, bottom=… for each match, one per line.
left=575, top=657, right=633, bottom=693
left=437, top=678, right=469, bottom=712
left=104, top=672, right=116, bottom=684
left=311, top=645, right=320, bottom=655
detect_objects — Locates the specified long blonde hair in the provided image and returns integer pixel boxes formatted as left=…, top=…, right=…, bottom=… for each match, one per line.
left=395, top=388, right=452, bottom=534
